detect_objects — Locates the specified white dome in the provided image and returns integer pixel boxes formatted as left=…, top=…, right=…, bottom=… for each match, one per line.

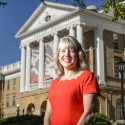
left=86, top=5, right=97, bottom=12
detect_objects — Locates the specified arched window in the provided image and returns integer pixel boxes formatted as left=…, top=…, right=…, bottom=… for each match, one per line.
left=27, top=103, right=35, bottom=115
left=40, top=100, right=47, bottom=116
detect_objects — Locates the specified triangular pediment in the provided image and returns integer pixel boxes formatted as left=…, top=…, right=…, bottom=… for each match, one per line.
left=29, top=6, right=72, bottom=31
left=16, top=1, right=78, bottom=38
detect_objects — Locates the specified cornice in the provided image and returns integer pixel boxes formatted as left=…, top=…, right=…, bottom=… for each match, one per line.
left=101, top=85, right=125, bottom=93
left=19, top=87, right=49, bottom=97
left=82, top=9, right=125, bottom=25
left=2, top=68, right=20, bottom=76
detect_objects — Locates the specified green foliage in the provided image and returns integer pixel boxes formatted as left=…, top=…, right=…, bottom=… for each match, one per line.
left=0, top=113, right=111, bottom=125
left=0, top=115, right=43, bottom=125
left=0, top=2, right=7, bottom=8
left=90, top=113, right=111, bottom=125
left=103, top=0, right=125, bottom=21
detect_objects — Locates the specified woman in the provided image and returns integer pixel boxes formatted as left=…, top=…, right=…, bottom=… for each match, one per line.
left=44, top=36, right=100, bottom=125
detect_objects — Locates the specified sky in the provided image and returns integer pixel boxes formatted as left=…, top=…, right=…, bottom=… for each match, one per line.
left=0, top=0, right=103, bottom=66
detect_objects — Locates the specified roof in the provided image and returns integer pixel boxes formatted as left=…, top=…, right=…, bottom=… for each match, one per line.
left=15, top=1, right=125, bottom=39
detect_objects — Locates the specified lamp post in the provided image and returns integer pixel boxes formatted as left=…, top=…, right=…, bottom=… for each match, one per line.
left=22, top=109, right=25, bottom=116
left=118, top=60, right=125, bottom=120
left=110, top=91, right=113, bottom=121
left=16, top=104, right=20, bottom=116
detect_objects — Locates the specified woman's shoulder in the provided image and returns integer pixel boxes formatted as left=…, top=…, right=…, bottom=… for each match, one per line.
left=83, top=70, right=94, bottom=75
left=78, top=70, right=95, bottom=79
left=51, top=77, right=60, bottom=83
left=80, top=70, right=94, bottom=76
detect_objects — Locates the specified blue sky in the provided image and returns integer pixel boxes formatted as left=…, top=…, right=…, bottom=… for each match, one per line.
left=0, top=0, right=103, bottom=66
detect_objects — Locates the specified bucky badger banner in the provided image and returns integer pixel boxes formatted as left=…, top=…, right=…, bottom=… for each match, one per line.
left=31, top=44, right=39, bottom=84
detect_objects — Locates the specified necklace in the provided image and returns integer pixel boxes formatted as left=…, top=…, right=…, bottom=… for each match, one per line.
left=61, top=71, right=78, bottom=80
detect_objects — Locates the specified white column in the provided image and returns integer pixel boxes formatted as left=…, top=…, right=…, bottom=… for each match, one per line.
left=53, top=32, right=59, bottom=54
left=76, top=24, right=85, bottom=49
left=25, top=43, right=31, bottom=91
left=94, top=27, right=105, bottom=85
left=20, top=45, right=26, bottom=92
left=69, top=26, right=75, bottom=37
left=39, top=38, right=44, bottom=88
left=53, top=32, right=59, bottom=78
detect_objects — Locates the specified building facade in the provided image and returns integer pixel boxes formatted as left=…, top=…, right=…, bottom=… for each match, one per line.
left=0, top=1, right=125, bottom=123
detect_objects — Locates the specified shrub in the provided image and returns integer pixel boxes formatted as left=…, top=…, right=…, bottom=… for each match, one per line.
left=0, top=115, right=42, bottom=125
left=0, top=113, right=111, bottom=125
left=90, top=113, right=111, bottom=125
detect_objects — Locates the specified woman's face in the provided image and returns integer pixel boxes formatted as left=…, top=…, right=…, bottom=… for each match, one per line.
left=58, top=44, right=78, bottom=70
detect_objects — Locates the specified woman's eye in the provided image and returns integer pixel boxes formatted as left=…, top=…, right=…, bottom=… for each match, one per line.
left=60, top=50, right=65, bottom=52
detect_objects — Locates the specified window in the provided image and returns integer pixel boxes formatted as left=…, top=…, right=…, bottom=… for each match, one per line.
left=6, top=97, right=9, bottom=107
left=114, top=57, right=122, bottom=78
left=116, top=99, right=122, bottom=120
left=13, top=79, right=16, bottom=90
left=113, top=33, right=119, bottom=50
left=6, top=80, right=10, bottom=90
left=12, top=96, right=16, bottom=106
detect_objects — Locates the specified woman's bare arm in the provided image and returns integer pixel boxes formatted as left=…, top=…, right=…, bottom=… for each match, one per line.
left=77, top=94, right=96, bottom=125
left=44, top=100, right=52, bottom=125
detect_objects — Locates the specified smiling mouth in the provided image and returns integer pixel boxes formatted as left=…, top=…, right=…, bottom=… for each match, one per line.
left=63, top=58, right=72, bottom=63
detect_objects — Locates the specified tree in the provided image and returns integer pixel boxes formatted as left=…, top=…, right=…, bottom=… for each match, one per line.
left=103, top=0, right=125, bottom=21
left=0, top=2, right=7, bottom=8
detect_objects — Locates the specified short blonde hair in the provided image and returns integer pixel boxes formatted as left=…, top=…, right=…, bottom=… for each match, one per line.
left=54, top=36, right=88, bottom=76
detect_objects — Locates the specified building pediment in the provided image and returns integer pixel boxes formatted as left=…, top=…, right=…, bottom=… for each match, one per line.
left=15, top=1, right=78, bottom=39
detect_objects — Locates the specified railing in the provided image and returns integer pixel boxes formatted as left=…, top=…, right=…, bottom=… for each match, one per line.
left=28, top=78, right=52, bottom=91
left=43, top=79, right=52, bottom=88
left=0, top=61, right=21, bottom=74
